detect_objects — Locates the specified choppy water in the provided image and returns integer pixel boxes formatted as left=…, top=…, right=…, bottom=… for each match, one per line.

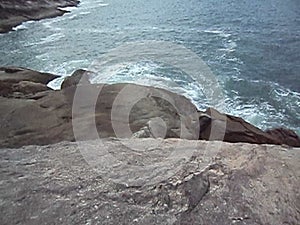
left=0, top=0, right=299, bottom=134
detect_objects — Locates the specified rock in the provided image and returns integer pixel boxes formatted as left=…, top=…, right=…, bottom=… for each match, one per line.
left=13, top=81, right=50, bottom=95
left=0, top=0, right=80, bottom=33
left=0, top=67, right=299, bottom=148
left=199, top=107, right=296, bottom=145
left=0, top=67, right=57, bottom=98
left=0, top=139, right=299, bottom=225
left=0, top=82, right=199, bottom=148
left=0, top=81, right=50, bottom=98
left=0, top=66, right=59, bottom=84
left=0, top=95, right=73, bottom=148
left=266, top=128, right=300, bottom=147
left=61, top=69, right=92, bottom=89
left=0, top=81, right=12, bottom=97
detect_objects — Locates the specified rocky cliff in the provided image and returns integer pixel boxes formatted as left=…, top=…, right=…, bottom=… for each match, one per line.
left=0, top=66, right=299, bottom=148
left=0, top=66, right=300, bottom=225
left=0, top=0, right=79, bottom=33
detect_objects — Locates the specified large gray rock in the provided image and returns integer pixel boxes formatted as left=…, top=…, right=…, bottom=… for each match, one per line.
left=0, top=139, right=299, bottom=225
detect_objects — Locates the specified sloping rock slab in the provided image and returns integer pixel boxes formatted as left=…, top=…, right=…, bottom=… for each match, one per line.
left=0, top=83, right=199, bottom=148
left=200, top=108, right=300, bottom=147
left=0, top=139, right=299, bottom=225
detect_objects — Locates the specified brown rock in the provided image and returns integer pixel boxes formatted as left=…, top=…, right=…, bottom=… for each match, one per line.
left=13, top=81, right=50, bottom=94
left=266, top=128, right=300, bottom=147
left=0, top=66, right=59, bottom=84
left=0, top=82, right=199, bottom=148
left=61, top=69, right=92, bottom=89
left=200, top=107, right=282, bottom=145
left=0, top=67, right=299, bottom=148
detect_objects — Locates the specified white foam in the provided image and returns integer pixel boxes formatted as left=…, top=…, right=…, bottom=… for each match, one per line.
left=203, top=29, right=231, bottom=38
left=13, top=20, right=37, bottom=31
left=67, top=14, right=77, bottom=20
left=57, top=6, right=77, bottom=11
left=13, top=23, right=28, bottom=31
left=79, top=11, right=91, bottom=15
left=33, top=33, right=65, bottom=45
left=99, top=3, right=109, bottom=7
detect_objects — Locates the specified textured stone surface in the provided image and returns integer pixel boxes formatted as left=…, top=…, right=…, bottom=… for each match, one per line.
left=0, top=82, right=199, bottom=148
left=0, top=67, right=299, bottom=148
left=0, top=0, right=80, bottom=33
left=0, top=67, right=58, bottom=85
left=0, top=139, right=299, bottom=225
left=61, top=69, right=92, bottom=89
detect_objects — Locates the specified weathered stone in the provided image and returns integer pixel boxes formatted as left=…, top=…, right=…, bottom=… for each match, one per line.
left=266, top=127, right=300, bottom=147
left=0, top=0, right=80, bottom=33
left=61, top=69, right=92, bottom=89
left=0, top=139, right=299, bottom=225
left=0, top=66, right=58, bottom=84
left=0, top=67, right=299, bottom=148
left=0, top=82, right=199, bottom=148
left=199, top=107, right=300, bottom=146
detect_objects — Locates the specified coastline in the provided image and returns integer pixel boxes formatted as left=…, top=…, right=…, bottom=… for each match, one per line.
left=0, top=67, right=299, bottom=224
left=0, top=1, right=299, bottom=223
left=0, top=66, right=299, bottom=148
left=0, top=0, right=80, bottom=33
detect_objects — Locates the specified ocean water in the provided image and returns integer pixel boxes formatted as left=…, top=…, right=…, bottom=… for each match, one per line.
left=0, top=0, right=299, bottom=134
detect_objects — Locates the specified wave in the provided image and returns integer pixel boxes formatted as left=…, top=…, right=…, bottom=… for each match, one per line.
left=203, top=29, right=231, bottom=38
left=222, top=77, right=300, bottom=134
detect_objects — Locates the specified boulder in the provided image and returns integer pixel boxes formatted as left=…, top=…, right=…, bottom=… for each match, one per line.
left=198, top=107, right=299, bottom=146
left=0, top=139, right=299, bottom=225
left=61, top=69, right=92, bottom=89
left=0, top=82, right=199, bottom=148
left=266, top=128, right=300, bottom=147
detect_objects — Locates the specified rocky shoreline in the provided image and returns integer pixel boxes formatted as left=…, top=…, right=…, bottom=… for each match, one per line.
left=0, top=66, right=300, bottom=224
left=0, top=66, right=299, bottom=148
left=0, top=0, right=80, bottom=33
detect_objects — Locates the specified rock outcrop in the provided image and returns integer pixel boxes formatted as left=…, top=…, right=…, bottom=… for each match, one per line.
left=0, top=0, right=80, bottom=33
left=0, top=139, right=299, bottom=225
left=0, top=66, right=57, bottom=98
left=61, top=69, right=92, bottom=89
left=0, top=67, right=299, bottom=148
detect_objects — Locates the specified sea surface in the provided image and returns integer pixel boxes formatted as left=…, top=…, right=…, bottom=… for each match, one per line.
left=0, top=0, right=299, bottom=134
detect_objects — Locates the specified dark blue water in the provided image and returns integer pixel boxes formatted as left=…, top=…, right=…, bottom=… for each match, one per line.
left=0, top=0, right=299, bottom=134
